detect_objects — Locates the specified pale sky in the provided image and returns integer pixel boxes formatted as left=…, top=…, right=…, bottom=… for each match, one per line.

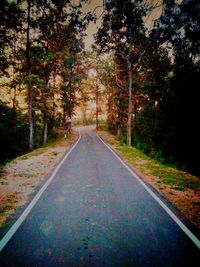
left=83, top=0, right=163, bottom=50
left=83, top=0, right=104, bottom=50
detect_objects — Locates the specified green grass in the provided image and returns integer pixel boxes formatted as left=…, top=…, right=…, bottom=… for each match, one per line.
left=145, top=161, right=200, bottom=191
left=18, top=136, right=65, bottom=159
left=116, top=143, right=150, bottom=162
left=98, top=130, right=200, bottom=192
left=19, top=155, right=28, bottom=160
left=120, top=145, right=200, bottom=191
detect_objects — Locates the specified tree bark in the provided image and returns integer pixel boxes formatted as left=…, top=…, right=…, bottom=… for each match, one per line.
left=26, top=0, right=33, bottom=150
left=43, top=115, right=48, bottom=145
left=127, top=63, right=133, bottom=146
left=12, top=43, right=17, bottom=112
left=52, top=74, right=56, bottom=123
left=43, top=71, right=50, bottom=145
left=96, top=80, right=99, bottom=130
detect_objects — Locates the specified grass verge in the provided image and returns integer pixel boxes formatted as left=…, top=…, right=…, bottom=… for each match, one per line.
left=97, top=130, right=200, bottom=229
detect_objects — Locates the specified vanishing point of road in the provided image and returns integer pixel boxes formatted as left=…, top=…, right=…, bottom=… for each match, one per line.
left=0, top=127, right=199, bottom=266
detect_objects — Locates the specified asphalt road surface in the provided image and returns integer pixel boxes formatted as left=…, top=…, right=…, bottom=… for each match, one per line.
left=0, top=127, right=199, bottom=266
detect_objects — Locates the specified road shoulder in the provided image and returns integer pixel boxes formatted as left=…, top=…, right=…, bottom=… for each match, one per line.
left=0, top=130, right=78, bottom=234
left=97, top=130, right=200, bottom=232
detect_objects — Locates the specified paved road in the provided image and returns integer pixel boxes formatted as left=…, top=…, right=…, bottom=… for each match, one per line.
left=0, top=127, right=199, bottom=266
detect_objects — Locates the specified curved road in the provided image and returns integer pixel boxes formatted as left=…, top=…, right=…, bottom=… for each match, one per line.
left=0, top=127, right=199, bottom=266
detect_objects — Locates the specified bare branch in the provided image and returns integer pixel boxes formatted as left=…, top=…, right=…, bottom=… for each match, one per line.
left=144, top=0, right=163, bottom=25
left=115, top=76, right=127, bottom=91
left=92, top=5, right=103, bottom=15
left=133, top=51, right=145, bottom=70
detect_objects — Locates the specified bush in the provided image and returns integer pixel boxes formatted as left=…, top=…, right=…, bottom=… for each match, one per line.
left=48, top=127, right=59, bottom=142
left=0, top=102, right=29, bottom=163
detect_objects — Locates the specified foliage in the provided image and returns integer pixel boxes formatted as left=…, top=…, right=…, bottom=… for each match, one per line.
left=96, top=0, right=200, bottom=176
left=0, top=0, right=95, bottom=156
left=0, top=102, right=29, bottom=163
left=146, top=0, right=200, bottom=175
left=0, top=0, right=23, bottom=75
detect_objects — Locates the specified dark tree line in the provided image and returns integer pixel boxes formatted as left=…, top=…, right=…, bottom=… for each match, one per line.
left=95, top=0, right=200, bottom=175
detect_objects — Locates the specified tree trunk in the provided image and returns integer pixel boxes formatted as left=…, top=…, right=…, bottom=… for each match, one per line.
left=117, top=125, right=121, bottom=138
left=43, top=116, right=48, bottom=145
left=43, top=74, right=50, bottom=145
left=12, top=80, right=17, bottom=112
left=52, top=74, right=56, bottom=123
left=26, top=0, right=33, bottom=150
left=81, top=103, right=87, bottom=125
left=12, top=44, right=17, bottom=112
left=127, top=66, right=133, bottom=146
left=96, top=80, right=99, bottom=130
left=28, top=71, right=34, bottom=149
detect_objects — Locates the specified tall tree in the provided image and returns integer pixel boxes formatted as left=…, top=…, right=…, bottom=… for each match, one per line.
left=26, top=0, right=34, bottom=149
left=96, top=0, right=147, bottom=145
left=149, top=0, right=200, bottom=174
left=24, top=0, right=94, bottom=144
left=0, top=0, right=22, bottom=75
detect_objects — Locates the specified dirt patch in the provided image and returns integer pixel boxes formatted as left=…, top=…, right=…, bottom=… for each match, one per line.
left=97, top=130, right=200, bottom=229
left=0, top=130, right=78, bottom=228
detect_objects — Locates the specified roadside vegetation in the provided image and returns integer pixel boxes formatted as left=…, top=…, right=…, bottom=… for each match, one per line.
left=97, top=130, right=200, bottom=229
left=95, top=0, right=200, bottom=177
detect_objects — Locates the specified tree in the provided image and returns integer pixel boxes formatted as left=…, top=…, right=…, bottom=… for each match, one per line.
left=0, top=101, right=29, bottom=163
left=0, top=0, right=95, bottom=150
left=23, top=0, right=94, bottom=145
left=96, top=0, right=147, bottom=145
left=149, top=0, right=200, bottom=174
left=0, top=0, right=23, bottom=75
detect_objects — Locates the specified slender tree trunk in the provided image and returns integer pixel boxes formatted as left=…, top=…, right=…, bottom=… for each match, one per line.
left=12, top=70, right=17, bottom=112
left=28, top=70, right=33, bottom=149
left=81, top=103, right=87, bottom=125
left=126, top=51, right=144, bottom=146
left=43, top=75, right=49, bottom=145
left=43, top=114, right=48, bottom=145
left=133, top=100, right=137, bottom=142
left=96, top=80, right=99, bottom=130
left=12, top=67, right=17, bottom=134
left=52, top=74, right=56, bottom=123
left=127, top=64, right=133, bottom=146
left=12, top=87, right=17, bottom=111
left=26, top=0, right=33, bottom=150
left=117, top=126, right=121, bottom=138
left=12, top=43, right=17, bottom=112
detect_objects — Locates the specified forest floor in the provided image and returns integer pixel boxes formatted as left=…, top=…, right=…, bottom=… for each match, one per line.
left=97, top=130, right=200, bottom=229
left=0, top=129, right=78, bottom=229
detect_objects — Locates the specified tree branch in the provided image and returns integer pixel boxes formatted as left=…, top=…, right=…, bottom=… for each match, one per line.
left=133, top=51, right=145, bottom=71
left=115, top=76, right=127, bottom=91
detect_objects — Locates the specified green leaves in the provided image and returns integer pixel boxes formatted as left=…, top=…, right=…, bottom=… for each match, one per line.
left=63, top=57, right=75, bottom=68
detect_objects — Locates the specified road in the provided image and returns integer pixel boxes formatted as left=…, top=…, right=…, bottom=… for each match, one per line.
left=0, top=127, right=199, bottom=266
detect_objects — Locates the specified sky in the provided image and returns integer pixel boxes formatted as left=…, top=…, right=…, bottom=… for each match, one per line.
left=83, top=0, right=104, bottom=50
left=82, top=0, right=163, bottom=50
